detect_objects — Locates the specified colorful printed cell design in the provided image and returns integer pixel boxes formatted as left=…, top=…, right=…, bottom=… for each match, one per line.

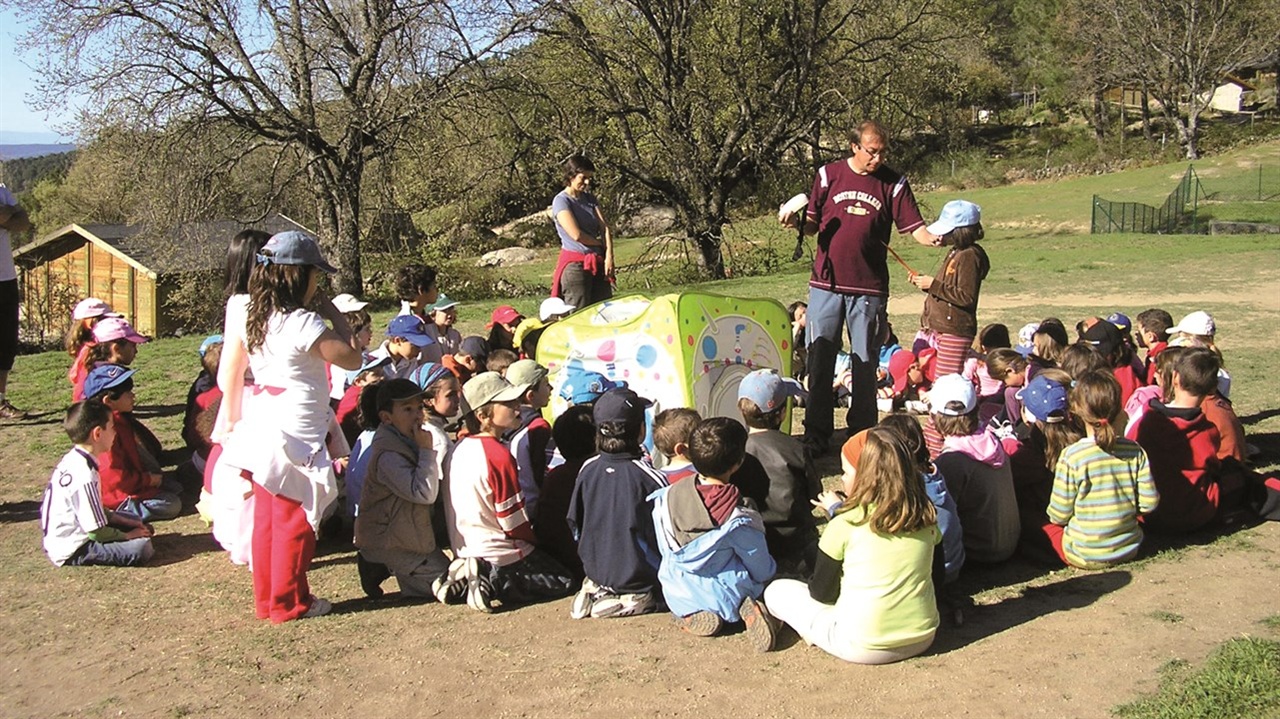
left=539, top=292, right=791, bottom=430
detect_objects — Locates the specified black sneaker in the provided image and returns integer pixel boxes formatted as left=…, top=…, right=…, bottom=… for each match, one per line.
left=464, top=557, right=495, bottom=613
left=357, top=553, right=391, bottom=598
left=0, top=400, right=26, bottom=420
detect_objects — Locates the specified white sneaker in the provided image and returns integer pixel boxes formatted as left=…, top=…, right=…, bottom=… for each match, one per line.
left=302, top=596, right=332, bottom=619
left=464, top=558, right=494, bottom=613
left=432, top=558, right=468, bottom=604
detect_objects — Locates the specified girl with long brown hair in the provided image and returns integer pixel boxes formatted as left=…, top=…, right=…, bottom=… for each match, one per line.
left=764, top=426, right=940, bottom=664
left=217, top=231, right=361, bottom=622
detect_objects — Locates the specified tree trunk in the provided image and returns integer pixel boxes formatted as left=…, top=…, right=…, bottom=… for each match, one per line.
left=1182, top=110, right=1200, bottom=161
left=1140, top=84, right=1154, bottom=147
left=1092, top=90, right=1107, bottom=148
left=689, top=226, right=726, bottom=280
left=307, top=156, right=365, bottom=295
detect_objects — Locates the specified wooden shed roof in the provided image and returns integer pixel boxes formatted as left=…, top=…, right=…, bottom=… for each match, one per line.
left=15, top=215, right=308, bottom=276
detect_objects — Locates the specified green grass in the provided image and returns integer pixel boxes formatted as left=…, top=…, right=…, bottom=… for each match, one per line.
left=1148, top=610, right=1185, bottom=624
left=1261, top=615, right=1280, bottom=631
left=1113, top=638, right=1280, bottom=719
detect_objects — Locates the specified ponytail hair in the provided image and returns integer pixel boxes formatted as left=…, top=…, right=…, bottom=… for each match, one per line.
left=1070, top=370, right=1122, bottom=452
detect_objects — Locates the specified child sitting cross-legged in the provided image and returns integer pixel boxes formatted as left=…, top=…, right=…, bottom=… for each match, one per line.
left=1128, top=347, right=1244, bottom=533
left=504, top=359, right=554, bottom=519
left=534, top=405, right=596, bottom=580
left=86, top=364, right=184, bottom=521
left=1043, top=370, right=1159, bottom=568
left=353, top=378, right=451, bottom=600
left=765, top=426, right=941, bottom=664
left=41, top=401, right=155, bottom=567
left=930, top=373, right=1020, bottom=563
left=441, top=372, right=575, bottom=612
left=568, top=387, right=668, bottom=619
left=650, top=417, right=779, bottom=651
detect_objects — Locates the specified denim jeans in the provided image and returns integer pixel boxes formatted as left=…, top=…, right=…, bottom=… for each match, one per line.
left=66, top=537, right=154, bottom=567
left=804, top=287, right=886, bottom=448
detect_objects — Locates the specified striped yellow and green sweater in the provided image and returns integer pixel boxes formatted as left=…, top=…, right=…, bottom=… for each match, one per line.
left=1048, top=437, right=1160, bottom=569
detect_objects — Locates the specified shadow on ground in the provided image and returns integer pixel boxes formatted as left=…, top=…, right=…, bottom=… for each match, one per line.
left=0, top=499, right=40, bottom=524
left=929, top=570, right=1132, bottom=655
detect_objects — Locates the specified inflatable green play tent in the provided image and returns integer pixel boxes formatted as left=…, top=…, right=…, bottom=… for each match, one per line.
left=538, top=292, right=794, bottom=430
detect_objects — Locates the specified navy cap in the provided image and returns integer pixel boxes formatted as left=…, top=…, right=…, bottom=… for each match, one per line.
left=593, top=388, right=652, bottom=434
left=84, top=364, right=137, bottom=399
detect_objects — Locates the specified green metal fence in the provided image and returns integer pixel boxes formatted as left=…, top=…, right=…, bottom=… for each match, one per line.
left=1091, top=166, right=1207, bottom=234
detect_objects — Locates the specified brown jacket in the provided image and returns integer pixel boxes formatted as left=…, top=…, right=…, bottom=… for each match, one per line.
left=920, top=244, right=989, bottom=338
left=353, top=425, right=438, bottom=567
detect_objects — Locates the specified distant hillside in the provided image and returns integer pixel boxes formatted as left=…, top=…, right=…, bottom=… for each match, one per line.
left=0, top=144, right=77, bottom=161
left=0, top=150, right=78, bottom=195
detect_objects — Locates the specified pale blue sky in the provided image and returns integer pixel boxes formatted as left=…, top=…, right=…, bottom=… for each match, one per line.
left=0, top=8, right=76, bottom=142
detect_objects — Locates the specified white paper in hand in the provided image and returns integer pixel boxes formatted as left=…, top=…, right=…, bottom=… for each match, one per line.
left=778, top=193, right=809, bottom=223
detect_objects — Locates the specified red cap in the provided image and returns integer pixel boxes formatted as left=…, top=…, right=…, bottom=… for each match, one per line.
left=487, top=305, right=522, bottom=328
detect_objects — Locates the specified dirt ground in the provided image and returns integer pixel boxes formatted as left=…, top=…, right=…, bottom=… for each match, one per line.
left=2, top=281, right=1278, bottom=719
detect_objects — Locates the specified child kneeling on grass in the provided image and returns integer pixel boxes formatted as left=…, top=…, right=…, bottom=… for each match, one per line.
left=441, top=372, right=575, bottom=612
left=764, top=426, right=941, bottom=665
left=353, top=379, right=450, bottom=600
left=650, top=417, right=778, bottom=651
left=42, top=401, right=155, bottom=567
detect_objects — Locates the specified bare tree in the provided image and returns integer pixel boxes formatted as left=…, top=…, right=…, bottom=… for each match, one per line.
left=7, top=0, right=534, bottom=292
left=534, top=0, right=966, bottom=279
left=1098, top=0, right=1277, bottom=160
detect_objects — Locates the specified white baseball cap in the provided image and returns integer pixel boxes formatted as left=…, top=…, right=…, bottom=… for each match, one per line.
left=1168, top=310, right=1215, bottom=337
left=539, top=297, right=577, bottom=322
left=331, top=293, right=369, bottom=313
left=930, top=374, right=977, bottom=416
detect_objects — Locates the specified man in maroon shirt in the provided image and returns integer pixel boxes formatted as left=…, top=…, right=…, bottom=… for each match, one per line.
left=782, top=121, right=940, bottom=453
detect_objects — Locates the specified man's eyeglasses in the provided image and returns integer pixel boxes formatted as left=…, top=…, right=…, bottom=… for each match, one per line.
left=855, top=143, right=887, bottom=159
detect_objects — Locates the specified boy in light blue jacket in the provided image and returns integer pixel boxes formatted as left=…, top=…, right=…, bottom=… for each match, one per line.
left=650, top=417, right=778, bottom=652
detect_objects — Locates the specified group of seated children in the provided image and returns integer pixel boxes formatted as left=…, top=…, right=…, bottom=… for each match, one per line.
left=42, top=296, right=182, bottom=568
left=42, top=284, right=1272, bottom=665
left=890, top=307, right=1267, bottom=578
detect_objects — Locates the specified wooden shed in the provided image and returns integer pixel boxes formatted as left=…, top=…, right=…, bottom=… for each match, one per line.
left=14, top=215, right=305, bottom=342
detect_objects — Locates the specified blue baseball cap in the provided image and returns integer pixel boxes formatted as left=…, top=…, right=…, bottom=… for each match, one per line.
left=346, top=353, right=392, bottom=385
left=258, top=230, right=337, bottom=274
left=737, top=368, right=806, bottom=412
left=1016, top=374, right=1069, bottom=423
left=198, top=334, right=223, bottom=358
left=559, top=368, right=626, bottom=405
left=387, top=315, right=435, bottom=347
left=926, top=200, right=982, bottom=236
left=84, top=364, right=137, bottom=399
